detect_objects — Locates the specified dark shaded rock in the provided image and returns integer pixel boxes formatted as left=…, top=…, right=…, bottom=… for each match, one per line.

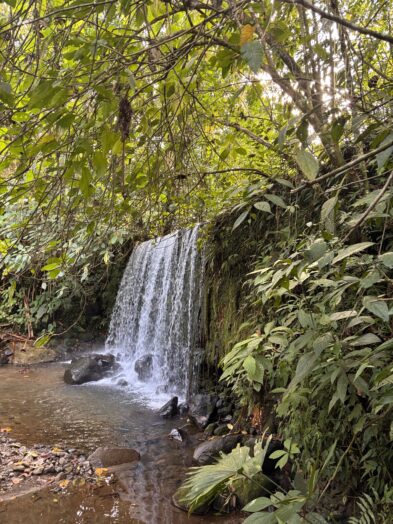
left=263, top=439, right=285, bottom=475
left=63, top=354, right=115, bottom=384
left=193, top=435, right=242, bottom=466
left=134, top=354, right=153, bottom=381
left=117, top=379, right=128, bottom=387
left=178, top=402, right=189, bottom=416
left=0, top=353, right=9, bottom=366
left=204, top=422, right=218, bottom=437
left=214, top=424, right=230, bottom=436
left=158, top=396, right=178, bottom=418
left=88, top=447, right=140, bottom=468
left=188, top=394, right=218, bottom=430
left=217, top=406, right=233, bottom=417
left=233, top=472, right=274, bottom=507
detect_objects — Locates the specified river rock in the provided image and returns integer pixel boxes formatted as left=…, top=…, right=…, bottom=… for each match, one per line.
left=188, top=394, right=218, bottom=430
left=178, top=402, right=189, bottom=416
left=63, top=354, right=115, bottom=385
left=193, top=435, right=242, bottom=466
left=158, top=396, right=178, bottom=418
left=134, top=354, right=153, bottom=381
left=87, top=447, right=140, bottom=468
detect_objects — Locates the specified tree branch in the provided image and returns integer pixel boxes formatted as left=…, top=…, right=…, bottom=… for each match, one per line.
left=280, top=0, right=393, bottom=44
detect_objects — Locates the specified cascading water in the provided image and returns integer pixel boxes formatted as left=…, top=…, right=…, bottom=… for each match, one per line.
left=105, top=226, right=203, bottom=403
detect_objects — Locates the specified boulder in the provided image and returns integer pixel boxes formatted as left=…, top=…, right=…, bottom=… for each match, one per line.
left=214, top=424, right=230, bottom=436
left=188, top=394, right=218, bottom=430
left=134, top=354, right=153, bottom=381
left=158, top=396, right=178, bottom=418
left=178, top=402, right=189, bottom=416
left=88, top=447, right=140, bottom=468
left=63, top=353, right=115, bottom=385
left=193, top=435, right=242, bottom=466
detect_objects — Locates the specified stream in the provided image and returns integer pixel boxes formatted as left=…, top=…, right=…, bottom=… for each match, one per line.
left=0, top=363, right=240, bottom=524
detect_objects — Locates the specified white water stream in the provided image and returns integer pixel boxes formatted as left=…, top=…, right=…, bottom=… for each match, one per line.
left=105, top=227, right=203, bottom=404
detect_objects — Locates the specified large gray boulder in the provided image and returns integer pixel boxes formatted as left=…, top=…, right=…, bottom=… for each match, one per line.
left=134, top=354, right=153, bottom=381
left=188, top=393, right=218, bottom=430
left=64, top=353, right=115, bottom=385
left=193, top=435, right=242, bottom=465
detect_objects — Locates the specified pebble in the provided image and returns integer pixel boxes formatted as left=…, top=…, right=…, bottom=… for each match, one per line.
left=0, top=435, right=97, bottom=495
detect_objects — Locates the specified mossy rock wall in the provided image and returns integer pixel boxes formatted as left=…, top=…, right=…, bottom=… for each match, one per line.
left=199, top=212, right=270, bottom=377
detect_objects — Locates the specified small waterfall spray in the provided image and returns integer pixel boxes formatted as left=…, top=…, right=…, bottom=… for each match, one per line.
left=106, top=226, right=203, bottom=401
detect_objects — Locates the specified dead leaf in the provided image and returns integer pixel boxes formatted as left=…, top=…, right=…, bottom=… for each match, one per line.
left=95, top=467, right=109, bottom=477
left=0, top=427, right=12, bottom=433
left=58, top=480, right=69, bottom=488
left=240, top=24, right=254, bottom=46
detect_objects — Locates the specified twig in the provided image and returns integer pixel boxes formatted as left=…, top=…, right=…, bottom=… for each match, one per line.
left=343, top=171, right=393, bottom=241
left=280, top=0, right=393, bottom=44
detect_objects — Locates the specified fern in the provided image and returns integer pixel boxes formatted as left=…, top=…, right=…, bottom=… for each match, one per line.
left=348, top=493, right=377, bottom=524
left=177, top=437, right=273, bottom=513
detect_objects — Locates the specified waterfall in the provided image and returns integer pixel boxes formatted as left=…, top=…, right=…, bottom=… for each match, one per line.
left=106, top=226, right=203, bottom=401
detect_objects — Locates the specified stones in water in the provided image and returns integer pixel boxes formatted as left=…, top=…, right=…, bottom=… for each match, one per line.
left=87, top=447, right=140, bottom=468
left=178, top=402, right=189, bottom=416
left=192, top=435, right=242, bottom=466
left=134, top=354, right=153, bottom=381
left=63, top=354, right=115, bottom=385
left=168, top=428, right=188, bottom=443
left=188, top=393, right=218, bottom=430
left=158, top=396, right=178, bottom=418
left=0, top=348, right=13, bottom=366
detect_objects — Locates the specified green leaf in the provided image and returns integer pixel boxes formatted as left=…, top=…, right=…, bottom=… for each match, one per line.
left=232, top=210, right=249, bottom=231
left=243, top=512, right=276, bottom=524
left=295, top=149, right=319, bottom=180
left=243, top=355, right=256, bottom=379
left=34, top=333, right=52, bottom=348
left=288, top=353, right=317, bottom=390
left=0, top=81, right=14, bottom=106
left=92, top=151, right=107, bottom=177
left=378, top=252, right=393, bottom=268
left=320, top=197, right=337, bottom=231
left=376, top=133, right=393, bottom=171
left=332, top=242, right=374, bottom=264
left=241, top=41, right=264, bottom=73
left=350, top=333, right=381, bottom=346
left=363, top=297, right=390, bottom=322
left=243, top=497, right=272, bottom=512
left=254, top=201, right=272, bottom=214
left=264, top=194, right=287, bottom=209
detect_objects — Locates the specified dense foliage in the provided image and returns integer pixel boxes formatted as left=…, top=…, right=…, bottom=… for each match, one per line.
left=1, top=0, right=393, bottom=520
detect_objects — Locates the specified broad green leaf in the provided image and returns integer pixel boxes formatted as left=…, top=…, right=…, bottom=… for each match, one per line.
left=350, top=333, right=381, bottom=346
left=378, top=252, right=393, bottom=268
left=254, top=201, right=272, bottom=214
left=330, top=310, right=357, bottom=321
left=288, top=353, right=317, bottom=390
left=320, top=197, right=337, bottom=231
left=243, top=512, right=276, bottom=524
left=0, top=81, right=14, bottom=106
left=243, top=497, right=272, bottom=512
left=264, top=194, right=287, bottom=209
left=241, top=41, right=264, bottom=73
left=243, top=355, right=256, bottom=379
left=332, top=242, right=374, bottom=264
left=376, top=133, right=393, bottom=171
left=295, top=149, right=319, bottom=180
left=232, top=210, right=249, bottom=231
left=363, top=296, right=390, bottom=322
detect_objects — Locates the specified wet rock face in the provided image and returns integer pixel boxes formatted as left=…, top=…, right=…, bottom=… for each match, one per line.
left=87, top=447, right=140, bottom=468
left=134, top=354, right=153, bottom=381
left=63, top=354, right=115, bottom=385
left=193, top=435, right=242, bottom=466
left=188, top=394, right=218, bottom=430
left=158, top=396, right=178, bottom=418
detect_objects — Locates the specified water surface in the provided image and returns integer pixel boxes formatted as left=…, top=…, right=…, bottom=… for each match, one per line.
left=0, top=363, right=240, bottom=524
